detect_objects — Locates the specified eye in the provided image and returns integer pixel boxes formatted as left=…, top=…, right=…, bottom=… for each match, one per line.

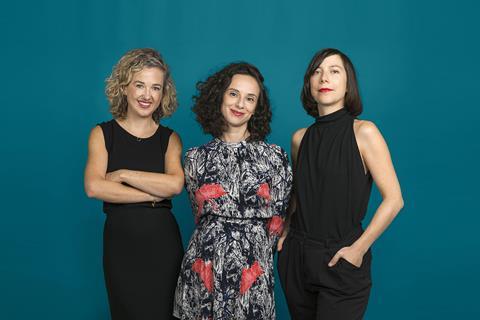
left=153, top=86, right=161, bottom=91
left=229, top=91, right=238, bottom=97
left=331, top=69, right=340, bottom=74
left=247, top=97, right=256, bottom=103
left=135, top=83, right=144, bottom=89
left=314, top=69, right=321, bottom=74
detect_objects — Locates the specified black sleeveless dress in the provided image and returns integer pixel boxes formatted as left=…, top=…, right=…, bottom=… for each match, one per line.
left=99, top=120, right=184, bottom=320
left=278, top=109, right=373, bottom=320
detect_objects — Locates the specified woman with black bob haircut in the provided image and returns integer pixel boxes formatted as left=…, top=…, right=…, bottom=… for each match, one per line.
left=174, top=62, right=292, bottom=319
left=277, top=48, right=404, bottom=319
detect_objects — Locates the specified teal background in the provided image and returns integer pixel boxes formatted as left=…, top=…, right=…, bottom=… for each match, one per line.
left=1, top=0, right=479, bottom=319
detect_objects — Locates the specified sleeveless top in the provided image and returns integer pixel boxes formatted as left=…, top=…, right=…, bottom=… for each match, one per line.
left=290, top=108, right=373, bottom=240
left=98, top=119, right=173, bottom=213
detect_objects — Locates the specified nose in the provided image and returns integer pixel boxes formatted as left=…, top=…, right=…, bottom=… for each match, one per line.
left=143, top=87, right=152, bottom=99
left=320, top=71, right=329, bottom=83
left=235, top=96, right=245, bottom=109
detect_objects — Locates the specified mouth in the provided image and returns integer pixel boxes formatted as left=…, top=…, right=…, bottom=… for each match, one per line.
left=137, top=100, right=152, bottom=109
left=230, top=109, right=245, bottom=117
left=319, top=88, right=333, bottom=93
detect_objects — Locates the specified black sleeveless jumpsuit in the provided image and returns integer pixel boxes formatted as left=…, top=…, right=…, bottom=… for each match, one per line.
left=99, top=120, right=184, bottom=320
left=278, top=109, right=373, bottom=320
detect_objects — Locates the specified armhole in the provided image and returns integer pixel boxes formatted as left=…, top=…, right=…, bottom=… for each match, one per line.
left=294, top=127, right=309, bottom=171
left=159, top=125, right=173, bottom=155
left=98, top=121, right=113, bottom=154
left=352, top=119, right=369, bottom=176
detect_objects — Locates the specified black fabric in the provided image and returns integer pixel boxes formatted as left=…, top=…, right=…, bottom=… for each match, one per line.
left=279, top=108, right=374, bottom=319
left=98, top=120, right=183, bottom=320
left=99, top=120, right=173, bottom=212
left=291, top=108, right=372, bottom=240
left=278, top=229, right=371, bottom=320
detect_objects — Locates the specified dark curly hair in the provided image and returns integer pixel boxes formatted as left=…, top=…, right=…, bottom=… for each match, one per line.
left=192, top=62, right=272, bottom=142
left=301, top=48, right=363, bottom=118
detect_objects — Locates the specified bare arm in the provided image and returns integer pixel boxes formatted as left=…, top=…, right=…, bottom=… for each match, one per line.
left=84, top=126, right=161, bottom=203
left=277, top=128, right=307, bottom=251
left=107, top=132, right=184, bottom=198
left=329, top=121, right=404, bottom=267
left=288, top=128, right=307, bottom=215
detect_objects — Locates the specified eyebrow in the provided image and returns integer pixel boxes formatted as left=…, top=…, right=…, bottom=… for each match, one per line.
left=227, top=88, right=258, bottom=98
left=327, top=64, right=344, bottom=69
left=316, top=64, right=344, bottom=69
left=133, top=80, right=163, bottom=87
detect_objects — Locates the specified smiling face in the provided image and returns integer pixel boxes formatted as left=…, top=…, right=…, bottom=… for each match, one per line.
left=220, top=74, right=260, bottom=131
left=124, top=67, right=165, bottom=119
left=309, top=54, right=348, bottom=111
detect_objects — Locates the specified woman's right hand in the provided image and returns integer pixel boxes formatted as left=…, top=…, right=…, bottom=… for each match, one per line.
left=277, top=233, right=288, bottom=251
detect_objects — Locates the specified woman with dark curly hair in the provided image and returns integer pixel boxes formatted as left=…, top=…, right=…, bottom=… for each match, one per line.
left=84, top=48, right=184, bottom=319
left=174, top=62, right=292, bottom=319
left=277, top=48, right=404, bottom=319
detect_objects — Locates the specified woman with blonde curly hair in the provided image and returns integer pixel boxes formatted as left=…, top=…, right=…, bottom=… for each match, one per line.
left=84, top=48, right=184, bottom=319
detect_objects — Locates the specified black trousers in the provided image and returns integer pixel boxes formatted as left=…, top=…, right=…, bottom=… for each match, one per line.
left=277, top=227, right=372, bottom=320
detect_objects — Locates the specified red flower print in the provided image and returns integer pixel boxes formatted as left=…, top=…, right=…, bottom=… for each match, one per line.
left=240, top=261, right=264, bottom=294
left=267, top=216, right=284, bottom=236
left=256, top=183, right=271, bottom=201
left=192, top=258, right=214, bottom=293
left=195, top=183, right=227, bottom=215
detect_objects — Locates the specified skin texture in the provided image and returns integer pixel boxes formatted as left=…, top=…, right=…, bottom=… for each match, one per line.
left=278, top=54, right=403, bottom=270
left=84, top=67, right=184, bottom=203
left=220, top=74, right=260, bottom=142
left=309, top=54, right=348, bottom=114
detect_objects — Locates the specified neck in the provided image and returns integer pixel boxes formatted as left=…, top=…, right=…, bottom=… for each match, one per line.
left=119, top=112, right=157, bottom=137
left=221, top=126, right=249, bottom=143
left=317, top=104, right=344, bottom=116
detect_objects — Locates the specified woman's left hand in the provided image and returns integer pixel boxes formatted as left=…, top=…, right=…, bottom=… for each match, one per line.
left=328, top=246, right=365, bottom=268
left=105, top=169, right=125, bottom=183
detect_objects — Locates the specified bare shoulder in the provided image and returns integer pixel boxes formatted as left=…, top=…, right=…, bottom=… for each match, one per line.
left=292, top=128, right=307, bottom=148
left=168, top=131, right=183, bottom=148
left=89, top=125, right=105, bottom=144
left=86, top=125, right=107, bottom=166
left=354, top=120, right=382, bottom=142
left=354, top=119, right=388, bottom=158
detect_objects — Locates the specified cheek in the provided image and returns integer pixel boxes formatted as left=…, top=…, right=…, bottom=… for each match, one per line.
left=339, top=76, right=348, bottom=90
left=153, top=91, right=163, bottom=101
left=222, top=96, right=236, bottom=107
left=124, top=87, right=133, bottom=97
left=220, top=103, right=230, bottom=117
left=246, top=103, right=257, bottom=115
left=309, top=80, right=317, bottom=94
left=129, top=88, right=143, bottom=99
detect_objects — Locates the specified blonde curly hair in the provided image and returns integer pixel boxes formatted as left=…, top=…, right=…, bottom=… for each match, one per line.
left=105, top=48, right=177, bottom=122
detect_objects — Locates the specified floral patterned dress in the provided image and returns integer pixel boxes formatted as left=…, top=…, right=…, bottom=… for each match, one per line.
left=174, top=138, right=293, bottom=320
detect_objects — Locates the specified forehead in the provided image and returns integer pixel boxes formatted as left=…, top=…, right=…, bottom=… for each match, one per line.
left=131, top=67, right=165, bottom=82
left=318, top=54, right=344, bottom=68
left=228, top=74, right=260, bottom=95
